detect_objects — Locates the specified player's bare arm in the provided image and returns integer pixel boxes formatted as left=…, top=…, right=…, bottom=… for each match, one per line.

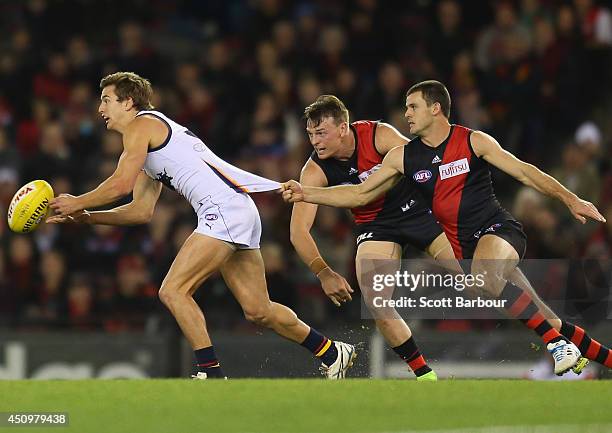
left=50, top=116, right=162, bottom=216
left=471, top=130, right=606, bottom=224
left=282, top=146, right=405, bottom=207
left=290, top=159, right=354, bottom=306
left=47, top=171, right=162, bottom=225
left=374, top=122, right=409, bottom=154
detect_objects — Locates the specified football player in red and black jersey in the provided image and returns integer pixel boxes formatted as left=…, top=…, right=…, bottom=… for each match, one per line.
left=290, top=95, right=450, bottom=380
left=284, top=83, right=610, bottom=376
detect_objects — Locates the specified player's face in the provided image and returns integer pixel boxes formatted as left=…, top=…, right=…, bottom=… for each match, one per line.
left=98, top=85, right=131, bottom=131
left=404, top=92, right=435, bottom=136
left=306, top=117, right=348, bottom=159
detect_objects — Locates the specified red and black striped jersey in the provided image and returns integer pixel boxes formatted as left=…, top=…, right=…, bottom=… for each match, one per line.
left=402, top=124, right=505, bottom=257
left=311, top=120, right=429, bottom=225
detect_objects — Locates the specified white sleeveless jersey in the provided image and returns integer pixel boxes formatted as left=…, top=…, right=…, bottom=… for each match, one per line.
left=138, top=110, right=280, bottom=248
left=138, top=110, right=280, bottom=207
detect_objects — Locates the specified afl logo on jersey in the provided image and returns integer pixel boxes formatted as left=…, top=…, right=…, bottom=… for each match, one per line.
left=413, top=170, right=432, bottom=183
left=205, top=213, right=218, bottom=221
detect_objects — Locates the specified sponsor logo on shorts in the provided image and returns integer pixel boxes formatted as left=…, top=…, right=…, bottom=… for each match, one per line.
left=439, top=158, right=470, bottom=180
left=413, top=170, right=432, bottom=183
left=356, top=232, right=373, bottom=244
left=401, top=199, right=416, bottom=212
left=474, top=223, right=503, bottom=239
left=205, top=214, right=218, bottom=221
left=485, top=223, right=502, bottom=233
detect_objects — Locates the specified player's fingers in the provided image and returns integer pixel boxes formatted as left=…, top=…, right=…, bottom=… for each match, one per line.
left=46, top=216, right=64, bottom=224
left=336, top=288, right=351, bottom=302
left=589, top=206, right=606, bottom=222
left=345, top=281, right=354, bottom=293
left=329, top=296, right=341, bottom=307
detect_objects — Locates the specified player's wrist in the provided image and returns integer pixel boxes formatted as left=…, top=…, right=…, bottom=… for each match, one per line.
left=316, top=266, right=334, bottom=280
left=309, top=256, right=330, bottom=277
left=560, top=191, right=578, bottom=207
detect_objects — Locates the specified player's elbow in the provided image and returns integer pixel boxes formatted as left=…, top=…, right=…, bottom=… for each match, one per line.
left=289, top=225, right=308, bottom=246
left=138, top=208, right=155, bottom=224
left=354, top=189, right=372, bottom=207
left=518, top=164, right=538, bottom=187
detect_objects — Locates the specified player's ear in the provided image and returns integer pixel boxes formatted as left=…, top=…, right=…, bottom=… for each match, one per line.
left=339, top=121, right=349, bottom=136
left=431, top=102, right=441, bottom=116
left=123, top=97, right=135, bottom=111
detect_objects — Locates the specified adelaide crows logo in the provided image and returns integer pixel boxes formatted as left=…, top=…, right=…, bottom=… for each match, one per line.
left=156, top=168, right=175, bottom=190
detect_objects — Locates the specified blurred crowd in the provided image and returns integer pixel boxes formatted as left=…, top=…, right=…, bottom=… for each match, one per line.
left=0, top=0, right=611, bottom=332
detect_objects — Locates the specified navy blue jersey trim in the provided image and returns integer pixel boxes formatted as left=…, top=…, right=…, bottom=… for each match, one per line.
left=136, top=112, right=172, bottom=153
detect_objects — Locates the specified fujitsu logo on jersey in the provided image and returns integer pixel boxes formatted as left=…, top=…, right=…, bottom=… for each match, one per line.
left=413, top=170, right=432, bottom=183
left=358, top=164, right=381, bottom=182
left=439, top=158, right=470, bottom=180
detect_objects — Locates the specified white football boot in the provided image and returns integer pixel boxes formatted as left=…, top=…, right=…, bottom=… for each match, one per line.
left=547, top=340, right=582, bottom=375
left=191, top=372, right=228, bottom=380
left=320, top=341, right=356, bottom=379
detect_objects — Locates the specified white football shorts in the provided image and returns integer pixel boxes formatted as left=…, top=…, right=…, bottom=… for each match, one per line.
left=194, top=192, right=262, bottom=249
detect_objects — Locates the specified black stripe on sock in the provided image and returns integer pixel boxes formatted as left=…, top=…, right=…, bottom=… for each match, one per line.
left=500, top=282, right=523, bottom=305
left=596, top=346, right=609, bottom=364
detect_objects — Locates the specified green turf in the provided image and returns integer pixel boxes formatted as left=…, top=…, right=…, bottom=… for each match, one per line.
left=1, top=379, right=611, bottom=433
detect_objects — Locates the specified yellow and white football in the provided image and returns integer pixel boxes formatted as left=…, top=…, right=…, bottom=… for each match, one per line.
left=7, top=180, right=54, bottom=233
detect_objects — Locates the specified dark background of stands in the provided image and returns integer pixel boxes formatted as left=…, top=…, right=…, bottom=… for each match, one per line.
left=0, top=0, right=611, bottom=339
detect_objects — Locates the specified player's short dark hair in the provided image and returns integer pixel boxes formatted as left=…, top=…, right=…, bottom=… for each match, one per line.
left=406, top=80, right=451, bottom=118
left=303, top=95, right=349, bottom=127
left=100, top=72, right=154, bottom=110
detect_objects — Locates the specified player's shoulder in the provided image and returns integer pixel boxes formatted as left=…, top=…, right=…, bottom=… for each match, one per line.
left=301, top=157, right=328, bottom=186
left=129, top=113, right=166, bottom=133
left=125, top=112, right=171, bottom=148
left=351, top=119, right=376, bottom=129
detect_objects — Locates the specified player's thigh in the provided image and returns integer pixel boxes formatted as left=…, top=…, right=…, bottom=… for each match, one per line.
left=220, top=248, right=270, bottom=313
left=472, top=234, right=519, bottom=285
left=356, top=241, right=401, bottom=301
left=356, top=240, right=401, bottom=279
left=161, top=232, right=235, bottom=295
left=427, top=232, right=464, bottom=273
left=425, top=232, right=453, bottom=259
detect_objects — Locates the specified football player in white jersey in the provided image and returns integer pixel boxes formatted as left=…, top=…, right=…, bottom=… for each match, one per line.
left=48, top=72, right=356, bottom=379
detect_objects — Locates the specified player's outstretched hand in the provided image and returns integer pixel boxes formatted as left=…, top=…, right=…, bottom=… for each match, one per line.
left=567, top=197, right=606, bottom=224
left=317, top=267, right=354, bottom=307
left=46, top=210, right=90, bottom=224
left=281, top=180, right=304, bottom=203
left=50, top=193, right=83, bottom=217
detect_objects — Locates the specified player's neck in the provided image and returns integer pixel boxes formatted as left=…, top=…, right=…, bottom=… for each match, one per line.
left=115, top=112, right=138, bottom=134
left=420, top=120, right=451, bottom=148
left=335, top=128, right=356, bottom=160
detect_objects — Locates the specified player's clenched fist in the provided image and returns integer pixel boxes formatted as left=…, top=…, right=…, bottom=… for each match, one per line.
left=281, top=180, right=304, bottom=203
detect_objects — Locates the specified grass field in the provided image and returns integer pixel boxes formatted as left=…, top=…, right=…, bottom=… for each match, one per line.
left=1, top=379, right=611, bottom=433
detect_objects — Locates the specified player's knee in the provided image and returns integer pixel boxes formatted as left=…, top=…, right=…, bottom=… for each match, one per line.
left=471, top=265, right=506, bottom=297
left=158, top=283, right=184, bottom=307
left=243, top=305, right=273, bottom=327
